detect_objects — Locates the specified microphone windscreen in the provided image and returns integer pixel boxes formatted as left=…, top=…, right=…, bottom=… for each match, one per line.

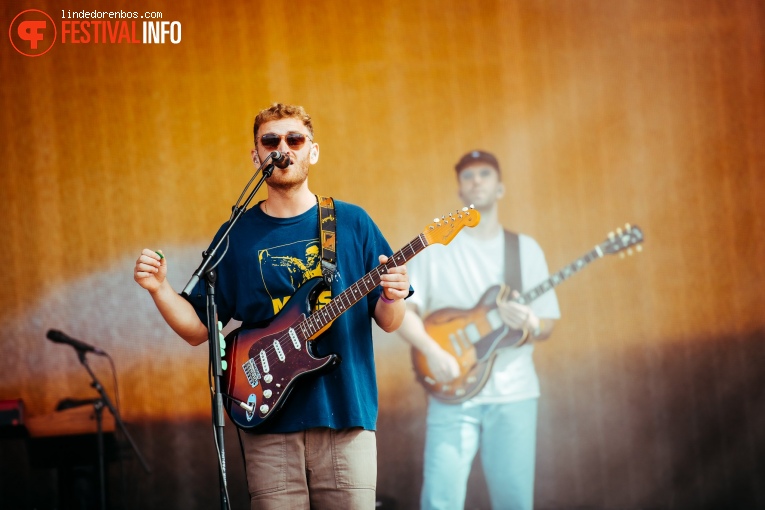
left=47, top=329, right=65, bottom=342
left=274, top=152, right=291, bottom=169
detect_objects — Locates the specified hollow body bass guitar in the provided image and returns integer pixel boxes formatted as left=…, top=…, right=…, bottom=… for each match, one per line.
left=411, top=224, right=644, bottom=403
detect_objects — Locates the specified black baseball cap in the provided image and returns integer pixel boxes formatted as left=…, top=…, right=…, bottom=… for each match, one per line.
left=454, top=150, right=501, bottom=176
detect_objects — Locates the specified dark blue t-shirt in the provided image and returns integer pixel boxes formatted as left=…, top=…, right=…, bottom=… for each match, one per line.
left=185, top=200, right=393, bottom=433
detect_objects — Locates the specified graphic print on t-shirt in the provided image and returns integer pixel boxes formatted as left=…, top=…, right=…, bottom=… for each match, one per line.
left=258, top=238, right=327, bottom=314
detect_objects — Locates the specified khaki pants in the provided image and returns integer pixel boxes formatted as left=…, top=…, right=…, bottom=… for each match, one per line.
left=241, top=427, right=377, bottom=510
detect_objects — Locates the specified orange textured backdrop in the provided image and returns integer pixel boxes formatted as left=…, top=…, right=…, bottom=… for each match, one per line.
left=2, top=0, right=764, bottom=508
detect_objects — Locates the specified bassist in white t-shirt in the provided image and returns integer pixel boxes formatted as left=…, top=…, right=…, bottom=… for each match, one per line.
left=398, top=150, right=560, bottom=510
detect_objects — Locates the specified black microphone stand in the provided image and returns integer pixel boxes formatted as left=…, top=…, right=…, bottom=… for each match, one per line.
left=77, top=351, right=151, bottom=510
left=180, top=154, right=276, bottom=510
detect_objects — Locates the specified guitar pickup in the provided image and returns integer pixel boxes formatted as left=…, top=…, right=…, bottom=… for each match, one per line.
left=449, top=333, right=463, bottom=356
left=458, top=327, right=475, bottom=348
left=242, top=358, right=261, bottom=388
left=288, top=327, right=301, bottom=350
left=273, top=340, right=285, bottom=362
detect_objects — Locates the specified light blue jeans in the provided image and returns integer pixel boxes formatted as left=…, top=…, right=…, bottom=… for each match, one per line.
left=421, top=397, right=538, bottom=510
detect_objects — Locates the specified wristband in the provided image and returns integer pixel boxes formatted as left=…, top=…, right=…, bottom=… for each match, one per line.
left=380, top=293, right=395, bottom=304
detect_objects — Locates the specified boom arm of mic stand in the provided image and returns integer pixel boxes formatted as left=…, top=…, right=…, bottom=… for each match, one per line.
left=181, top=161, right=274, bottom=297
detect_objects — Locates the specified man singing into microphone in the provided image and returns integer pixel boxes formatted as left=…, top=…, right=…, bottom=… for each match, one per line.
left=133, top=103, right=410, bottom=509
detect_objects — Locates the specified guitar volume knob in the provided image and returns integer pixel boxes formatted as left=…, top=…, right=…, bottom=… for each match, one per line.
left=264, top=374, right=273, bottom=383
left=263, top=390, right=272, bottom=398
left=259, top=404, right=269, bottom=414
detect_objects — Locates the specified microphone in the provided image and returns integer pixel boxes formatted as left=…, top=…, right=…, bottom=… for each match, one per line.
left=271, top=151, right=291, bottom=169
left=46, top=329, right=105, bottom=356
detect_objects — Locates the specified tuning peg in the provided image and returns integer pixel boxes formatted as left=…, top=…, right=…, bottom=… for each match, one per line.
left=627, top=248, right=633, bottom=256
left=462, top=207, right=469, bottom=212
left=625, top=222, right=632, bottom=230
left=619, top=252, right=625, bottom=259
left=636, top=244, right=643, bottom=252
left=616, top=227, right=623, bottom=236
left=608, top=231, right=615, bottom=240
left=433, top=218, right=439, bottom=223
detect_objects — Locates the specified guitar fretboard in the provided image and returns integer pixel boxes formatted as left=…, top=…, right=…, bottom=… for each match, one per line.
left=514, top=246, right=603, bottom=305
left=299, top=233, right=429, bottom=338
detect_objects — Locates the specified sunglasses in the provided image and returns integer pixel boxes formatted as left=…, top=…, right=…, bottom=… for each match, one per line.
left=260, top=132, right=312, bottom=150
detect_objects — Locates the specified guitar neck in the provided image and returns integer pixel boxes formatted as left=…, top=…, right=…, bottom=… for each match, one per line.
left=301, top=233, right=429, bottom=337
left=513, top=246, right=603, bottom=306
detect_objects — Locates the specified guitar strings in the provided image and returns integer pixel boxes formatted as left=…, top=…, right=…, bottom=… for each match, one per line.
left=250, top=239, right=425, bottom=363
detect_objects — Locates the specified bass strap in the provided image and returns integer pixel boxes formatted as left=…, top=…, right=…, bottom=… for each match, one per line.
left=316, top=196, right=338, bottom=285
left=503, top=230, right=522, bottom=292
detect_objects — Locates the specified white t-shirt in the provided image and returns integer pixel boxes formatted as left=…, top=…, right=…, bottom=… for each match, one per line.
left=407, top=228, right=560, bottom=403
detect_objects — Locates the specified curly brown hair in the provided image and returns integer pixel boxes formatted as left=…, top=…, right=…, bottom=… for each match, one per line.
left=253, top=103, right=314, bottom=143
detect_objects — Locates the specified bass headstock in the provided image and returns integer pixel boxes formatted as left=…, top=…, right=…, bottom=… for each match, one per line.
left=600, top=223, right=644, bottom=257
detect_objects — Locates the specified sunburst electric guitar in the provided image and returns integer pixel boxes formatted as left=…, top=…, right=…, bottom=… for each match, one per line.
left=220, top=207, right=480, bottom=429
left=411, top=224, right=644, bottom=403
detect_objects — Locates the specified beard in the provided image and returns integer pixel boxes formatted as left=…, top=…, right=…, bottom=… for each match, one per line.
left=266, top=156, right=310, bottom=191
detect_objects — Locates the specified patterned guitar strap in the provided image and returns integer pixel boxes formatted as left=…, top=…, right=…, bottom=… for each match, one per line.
left=316, top=196, right=338, bottom=285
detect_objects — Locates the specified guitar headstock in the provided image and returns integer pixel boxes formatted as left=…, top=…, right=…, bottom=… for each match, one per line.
left=422, top=206, right=481, bottom=246
left=600, top=223, right=644, bottom=257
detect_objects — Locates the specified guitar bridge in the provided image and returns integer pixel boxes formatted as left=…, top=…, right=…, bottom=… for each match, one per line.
left=242, top=358, right=261, bottom=388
